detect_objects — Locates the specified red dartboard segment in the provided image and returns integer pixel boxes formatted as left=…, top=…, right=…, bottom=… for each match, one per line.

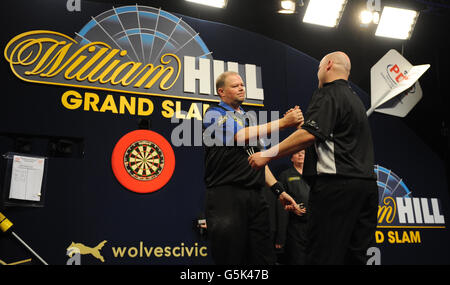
left=111, top=130, right=175, bottom=193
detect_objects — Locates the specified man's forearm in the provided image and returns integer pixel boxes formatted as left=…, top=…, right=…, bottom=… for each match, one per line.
left=234, top=118, right=284, bottom=144
left=262, top=129, right=315, bottom=160
left=265, top=166, right=278, bottom=187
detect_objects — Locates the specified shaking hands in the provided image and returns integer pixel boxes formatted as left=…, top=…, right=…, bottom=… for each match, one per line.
left=248, top=106, right=304, bottom=170
left=282, top=105, right=304, bottom=129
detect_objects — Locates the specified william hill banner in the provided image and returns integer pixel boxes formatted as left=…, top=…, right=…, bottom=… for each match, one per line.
left=0, top=0, right=449, bottom=265
left=4, top=5, right=264, bottom=108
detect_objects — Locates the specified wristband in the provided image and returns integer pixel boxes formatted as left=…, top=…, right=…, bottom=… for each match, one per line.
left=270, top=182, right=285, bottom=197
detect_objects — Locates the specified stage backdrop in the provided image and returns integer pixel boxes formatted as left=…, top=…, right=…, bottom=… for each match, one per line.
left=0, top=0, right=448, bottom=265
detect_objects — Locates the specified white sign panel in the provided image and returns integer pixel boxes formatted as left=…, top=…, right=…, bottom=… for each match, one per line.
left=368, top=49, right=430, bottom=117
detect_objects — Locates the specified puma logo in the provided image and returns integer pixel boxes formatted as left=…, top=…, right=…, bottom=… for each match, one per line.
left=67, top=240, right=107, bottom=262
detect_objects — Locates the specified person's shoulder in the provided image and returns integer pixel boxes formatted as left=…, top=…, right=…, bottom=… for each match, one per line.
left=321, top=81, right=352, bottom=102
left=204, top=105, right=226, bottom=116
left=203, top=105, right=228, bottom=127
left=205, top=105, right=221, bottom=111
left=280, top=167, right=295, bottom=177
left=313, top=86, right=336, bottom=103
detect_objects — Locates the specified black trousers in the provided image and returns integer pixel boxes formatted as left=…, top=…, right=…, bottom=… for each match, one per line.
left=306, top=176, right=378, bottom=265
left=284, top=218, right=308, bottom=265
left=205, top=185, right=276, bottom=265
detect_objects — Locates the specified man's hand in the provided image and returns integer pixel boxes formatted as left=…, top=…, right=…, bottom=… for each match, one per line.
left=282, top=106, right=304, bottom=129
left=284, top=105, right=299, bottom=117
left=248, top=151, right=271, bottom=169
left=279, top=192, right=306, bottom=216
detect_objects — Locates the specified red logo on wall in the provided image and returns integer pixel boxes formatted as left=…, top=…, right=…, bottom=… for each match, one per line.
left=111, top=130, right=175, bottom=193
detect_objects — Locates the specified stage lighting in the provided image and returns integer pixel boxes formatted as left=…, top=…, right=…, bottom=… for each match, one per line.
left=278, top=0, right=296, bottom=14
left=185, top=0, right=228, bottom=9
left=372, top=11, right=380, bottom=24
left=360, top=10, right=380, bottom=25
left=375, top=6, right=418, bottom=40
left=303, top=0, right=348, bottom=27
left=360, top=10, right=373, bottom=24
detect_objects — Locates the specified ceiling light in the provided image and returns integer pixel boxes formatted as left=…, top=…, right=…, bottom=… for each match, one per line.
left=372, top=11, right=380, bottom=24
left=360, top=10, right=373, bottom=24
left=278, top=0, right=296, bottom=14
left=360, top=10, right=381, bottom=25
left=375, top=6, right=419, bottom=40
left=185, top=0, right=228, bottom=9
left=303, top=0, right=348, bottom=27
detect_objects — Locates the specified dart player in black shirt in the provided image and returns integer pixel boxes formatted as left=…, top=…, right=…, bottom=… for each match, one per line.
left=249, top=52, right=378, bottom=265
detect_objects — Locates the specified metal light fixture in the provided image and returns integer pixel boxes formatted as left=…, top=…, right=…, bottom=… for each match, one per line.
left=185, top=0, right=228, bottom=9
left=360, top=10, right=380, bottom=25
left=375, top=6, right=419, bottom=40
left=278, top=0, right=296, bottom=14
left=373, top=11, right=380, bottom=24
left=303, top=0, right=348, bottom=28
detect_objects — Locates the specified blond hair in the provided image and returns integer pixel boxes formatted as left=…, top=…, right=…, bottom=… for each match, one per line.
left=215, top=71, right=240, bottom=94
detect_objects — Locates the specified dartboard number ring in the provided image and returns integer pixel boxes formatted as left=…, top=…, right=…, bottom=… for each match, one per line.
left=112, top=130, right=175, bottom=193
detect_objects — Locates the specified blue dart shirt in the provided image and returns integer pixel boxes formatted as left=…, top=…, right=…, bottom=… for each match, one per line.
left=203, top=101, right=247, bottom=146
left=202, top=101, right=265, bottom=189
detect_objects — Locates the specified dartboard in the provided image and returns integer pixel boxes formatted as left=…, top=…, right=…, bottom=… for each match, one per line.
left=75, top=5, right=212, bottom=65
left=124, top=140, right=164, bottom=181
left=112, top=130, right=175, bottom=193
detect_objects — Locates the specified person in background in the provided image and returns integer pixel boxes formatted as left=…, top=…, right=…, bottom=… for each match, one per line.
left=277, top=150, right=310, bottom=265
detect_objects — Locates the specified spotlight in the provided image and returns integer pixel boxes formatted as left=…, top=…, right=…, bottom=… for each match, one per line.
left=360, top=10, right=380, bottom=25
left=360, top=10, right=373, bottom=24
left=372, top=11, right=380, bottom=24
left=375, top=6, right=419, bottom=40
left=303, top=0, right=348, bottom=28
left=185, top=0, right=228, bottom=9
left=278, top=0, right=296, bottom=14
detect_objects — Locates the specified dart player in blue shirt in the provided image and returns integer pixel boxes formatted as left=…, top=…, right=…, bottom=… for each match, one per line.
left=202, top=71, right=303, bottom=265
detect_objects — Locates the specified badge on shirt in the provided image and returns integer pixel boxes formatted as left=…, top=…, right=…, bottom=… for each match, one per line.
left=288, top=176, right=301, bottom=182
left=217, top=115, right=228, bottom=126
